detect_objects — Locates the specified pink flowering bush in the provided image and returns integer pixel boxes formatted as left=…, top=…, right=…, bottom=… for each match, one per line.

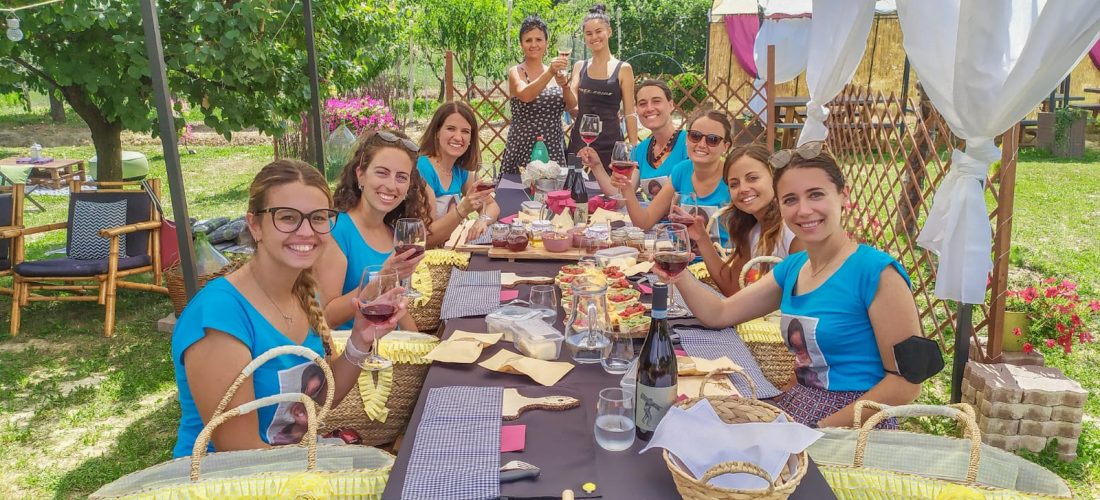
left=1005, top=277, right=1099, bottom=354
left=323, top=95, right=397, bottom=136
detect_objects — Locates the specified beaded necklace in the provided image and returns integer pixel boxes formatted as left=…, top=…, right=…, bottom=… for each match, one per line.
left=647, top=129, right=679, bottom=167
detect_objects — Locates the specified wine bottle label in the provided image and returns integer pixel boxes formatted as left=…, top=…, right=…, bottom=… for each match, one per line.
left=651, top=309, right=667, bottom=320
left=635, top=383, right=676, bottom=433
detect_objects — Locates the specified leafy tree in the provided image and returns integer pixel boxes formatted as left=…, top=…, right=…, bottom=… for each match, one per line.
left=0, top=1, right=405, bottom=180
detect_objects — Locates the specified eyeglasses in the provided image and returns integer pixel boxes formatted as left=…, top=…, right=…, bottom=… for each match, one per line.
left=375, top=130, right=419, bottom=153
left=253, top=207, right=339, bottom=234
left=769, top=141, right=825, bottom=170
left=686, top=129, right=725, bottom=147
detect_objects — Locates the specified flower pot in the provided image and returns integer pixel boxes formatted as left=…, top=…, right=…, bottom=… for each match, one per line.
left=1002, top=311, right=1030, bottom=352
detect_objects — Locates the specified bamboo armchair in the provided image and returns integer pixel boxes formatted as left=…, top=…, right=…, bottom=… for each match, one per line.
left=10, top=180, right=167, bottom=337
left=0, top=184, right=26, bottom=296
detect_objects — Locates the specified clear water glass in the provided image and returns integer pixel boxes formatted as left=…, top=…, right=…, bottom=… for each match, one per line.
left=594, top=388, right=635, bottom=451
left=601, top=328, right=635, bottom=375
left=528, top=284, right=558, bottom=324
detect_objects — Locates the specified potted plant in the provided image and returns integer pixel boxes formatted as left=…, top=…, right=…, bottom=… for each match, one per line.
left=1004, top=277, right=1099, bottom=354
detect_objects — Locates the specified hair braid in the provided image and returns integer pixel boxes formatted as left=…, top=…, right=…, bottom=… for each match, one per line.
left=293, top=268, right=334, bottom=357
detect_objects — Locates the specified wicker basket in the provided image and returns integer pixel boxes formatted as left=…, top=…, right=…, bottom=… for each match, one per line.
left=166, top=260, right=244, bottom=317
left=320, top=331, right=438, bottom=446
left=664, top=370, right=808, bottom=500
left=736, top=255, right=794, bottom=388
left=407, top=251, right=470, bottom=335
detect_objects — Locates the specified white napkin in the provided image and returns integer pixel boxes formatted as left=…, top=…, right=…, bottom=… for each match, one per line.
left=640, top=399, right=822, bottom=490
left=497, top=177, right=528, bottom=190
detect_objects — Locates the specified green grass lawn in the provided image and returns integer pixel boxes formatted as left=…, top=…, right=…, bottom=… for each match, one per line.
left=0, top=140, right=1098, bottom=497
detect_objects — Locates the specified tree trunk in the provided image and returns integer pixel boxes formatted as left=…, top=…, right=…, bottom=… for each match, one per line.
left=48, top=89, right=66, bottom=123
left=58, top=84, right=125, bottom=181
left=21, top=85, right=33, bottom=113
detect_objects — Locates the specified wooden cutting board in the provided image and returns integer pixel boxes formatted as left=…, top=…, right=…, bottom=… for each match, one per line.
left=489, top=245, right=586, bottom=262
left=502, top=388, right=580, bottom=421
left=501, top=272, right=555, bottom=287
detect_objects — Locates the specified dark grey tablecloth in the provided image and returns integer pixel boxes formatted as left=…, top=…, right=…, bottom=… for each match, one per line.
left=382, top=176, right=836, bottom=499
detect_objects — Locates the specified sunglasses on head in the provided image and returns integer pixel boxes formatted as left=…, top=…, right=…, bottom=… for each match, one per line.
left=769, top=141, right=825, bottom=170
left=374, top=130, right=420, bottom=153
left=686, top=129, right=725, bottom=147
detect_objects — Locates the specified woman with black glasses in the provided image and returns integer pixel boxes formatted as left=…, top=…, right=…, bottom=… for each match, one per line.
left=613, top=109, right=733, bottom=246
left=317, top=129, right=431, bottom=332
left=171, top=159, right=407, bottom=458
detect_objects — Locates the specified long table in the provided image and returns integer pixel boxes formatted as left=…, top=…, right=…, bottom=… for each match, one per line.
left=381, top=176, right=837, bottom=499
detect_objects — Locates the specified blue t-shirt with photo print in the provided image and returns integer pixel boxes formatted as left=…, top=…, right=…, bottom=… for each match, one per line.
left=771, top=245, right=911, bottom=392
left=171, top=277, right=326, bottom=458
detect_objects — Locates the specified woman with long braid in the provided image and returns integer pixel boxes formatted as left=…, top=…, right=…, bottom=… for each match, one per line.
left=171, top=159, right=407, bottom=457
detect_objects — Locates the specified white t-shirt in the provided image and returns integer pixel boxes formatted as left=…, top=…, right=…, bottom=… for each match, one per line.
left=748, top=222, right=797, bottom=259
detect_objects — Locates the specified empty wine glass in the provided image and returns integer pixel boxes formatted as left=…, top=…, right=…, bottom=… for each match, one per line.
left=529, top=284, right=558, bottom=324
left=556, top=32, right=573, bottom=77
left=609, top=141, right=635, bottom=200
left=353, top=265, right=399, bottom=371
left=393, top=218, right=427, bottom=298
left=653, top=223, right=691, bottom=317
left=579, top=114, right=601, bottom=147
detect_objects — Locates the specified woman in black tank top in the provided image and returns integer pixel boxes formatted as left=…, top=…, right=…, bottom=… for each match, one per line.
left=568, top=4, right=637, bottom=171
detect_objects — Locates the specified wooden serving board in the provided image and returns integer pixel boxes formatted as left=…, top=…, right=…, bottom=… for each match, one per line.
left=502, top=388, right=580, bottom=421
left=489, top=245, right=586, bottom=261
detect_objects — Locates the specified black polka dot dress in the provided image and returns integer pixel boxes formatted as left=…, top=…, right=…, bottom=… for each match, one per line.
left=501, top=78, right=566, bottom=174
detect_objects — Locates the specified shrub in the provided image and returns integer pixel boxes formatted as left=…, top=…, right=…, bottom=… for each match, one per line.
left=1006, top=277, right=1099, bottom=354
left=323, top=95, right=398, bottom=136
left=669, top=73, right=707, bottom=113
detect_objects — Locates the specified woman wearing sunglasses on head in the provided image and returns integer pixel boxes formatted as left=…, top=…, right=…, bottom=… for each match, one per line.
left=417, top=102, right=499, bottom=243
left=654, top=144, right=923, bottom=429
left=582, top=79, right=688, bottom=198
left=317, top=129, right=430, bottom=332
left=172, top=160, right=407, bottom=458
left=611, top=109, right=732, bottom=243
left=682, top=143, right=803, bottom=296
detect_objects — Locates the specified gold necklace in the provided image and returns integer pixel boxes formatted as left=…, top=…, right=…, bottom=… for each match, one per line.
left=809, top=243, right=851, bottom=278
left=249, top=264, right=294, bottom=324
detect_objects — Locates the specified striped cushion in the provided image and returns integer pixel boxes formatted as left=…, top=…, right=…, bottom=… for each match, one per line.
left=69, top=199, right=127, bottom=260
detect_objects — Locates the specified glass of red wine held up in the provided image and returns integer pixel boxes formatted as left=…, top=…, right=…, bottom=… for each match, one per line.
left=393, top=218, right=427, bottom=298
left=353, top=265, right=400, bottom=371
left=652, top=223, right=692, bottom=316
left=579, top=114, right=602, bottom=147
left=609, top=141, right=635, bottom=201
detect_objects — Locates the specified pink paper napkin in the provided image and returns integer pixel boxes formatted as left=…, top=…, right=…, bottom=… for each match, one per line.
left=500, top=289, right=519, bottom=302
left=638, top=283, right=653, bottom=294
left=499, top=214, right=517, bottom=224
left=501, top=424, right=526, bottom=452
left=675, top=348, right=687, bottom=357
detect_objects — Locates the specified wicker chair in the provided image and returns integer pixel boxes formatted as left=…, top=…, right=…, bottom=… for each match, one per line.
left=10, top=180, right=167, bottom=337
left=0, top=184, right=26, bottom=296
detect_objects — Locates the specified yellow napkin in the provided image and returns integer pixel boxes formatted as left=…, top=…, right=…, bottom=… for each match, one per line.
left=550, top=211, right=574, bottom=232
left=676, top=355, right=740, bottom=376
left=623, top=261, right=653, bottom=276
left=479, top=349, right=574, bottom=386
left=588, top=208, right=627, bottom=225
left=424, top=331, right=503, bottom=364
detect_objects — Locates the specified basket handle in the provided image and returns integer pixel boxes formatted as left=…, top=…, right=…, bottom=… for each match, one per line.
left=190, top=392, right=319, bottom=482
left=698, top=460, right=776, bottom=494
left=852, top=402, right=982, bottom=484
left=211, top=345, right=336, bottom=426
left=739, top=256, right=783, bottom=288
left=699, top=368, right=757, bottom=399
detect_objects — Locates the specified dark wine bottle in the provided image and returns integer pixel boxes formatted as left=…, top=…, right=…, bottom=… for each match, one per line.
left=563, top=152, right=578, bottom=193
left=569, top=155, right=589, bottom=226
left=635, top=283, right=677, bottom=441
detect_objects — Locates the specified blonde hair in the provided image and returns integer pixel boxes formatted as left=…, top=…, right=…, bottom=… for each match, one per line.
left=248, top=159, right=336, bottom=356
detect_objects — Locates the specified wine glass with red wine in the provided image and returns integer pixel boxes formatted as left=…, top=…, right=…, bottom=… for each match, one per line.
left=609, top=141, right=635, bottom=200
left=473, top=162, right=496, bottom=193
left=354, top=265, right=399, bottom=371
left=579, top=114, right=601, bottom=146
left=653, top=223, right=692, bottom=316
left=393, top=218, right=427, bottom=298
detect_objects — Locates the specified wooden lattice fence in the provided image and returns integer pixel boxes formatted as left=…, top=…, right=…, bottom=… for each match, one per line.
left=824, top=85, right=1015, bottom=360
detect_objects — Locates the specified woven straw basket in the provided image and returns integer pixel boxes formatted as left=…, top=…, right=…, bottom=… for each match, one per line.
left=811, top=401, right=1072, bottom=499
left=166, top=259, right=243, bottom=317
left=320, top=331, right=438, bottom=446
left=408, top=251, right=470, bottom=335
left=737, top=255, right=794, bottom=388
left=664, top=369, right=808, bottom=500
left=91, top=345, right=394, bottom=499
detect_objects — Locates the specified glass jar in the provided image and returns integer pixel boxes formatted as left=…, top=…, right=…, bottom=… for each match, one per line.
left=611, top=228, right=629, bottom=248
left=507, top=225, right=529, bottom=252
left=529, top=220, right=553, bottom=244
left=584, top=224, right=611, bottom=254
left=490, top=223, right=510, bottom=248
left=628, top=228, right=647, bottom=252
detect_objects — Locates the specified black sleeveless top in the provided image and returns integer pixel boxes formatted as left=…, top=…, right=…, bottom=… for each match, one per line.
left=567, top=60, right=625, bottom=169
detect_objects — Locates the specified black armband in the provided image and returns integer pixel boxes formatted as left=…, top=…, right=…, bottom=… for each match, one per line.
left=885, top=335, right=945, bottom=384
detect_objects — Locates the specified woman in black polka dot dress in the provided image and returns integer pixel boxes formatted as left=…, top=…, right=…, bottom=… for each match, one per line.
left=501, top=15, right=576, bottom=174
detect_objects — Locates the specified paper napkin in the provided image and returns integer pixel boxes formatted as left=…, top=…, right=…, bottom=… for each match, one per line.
left=479, top=349, right=574, bottom=386
left=424, top=331, right=503, bottom=364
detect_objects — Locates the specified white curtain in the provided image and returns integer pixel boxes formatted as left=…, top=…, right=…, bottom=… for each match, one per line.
left=750, top=17, right=813, bottom=119
left=796, top=0, right=876, bottom=145
left=897, top=0, right=1100, bottom=303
